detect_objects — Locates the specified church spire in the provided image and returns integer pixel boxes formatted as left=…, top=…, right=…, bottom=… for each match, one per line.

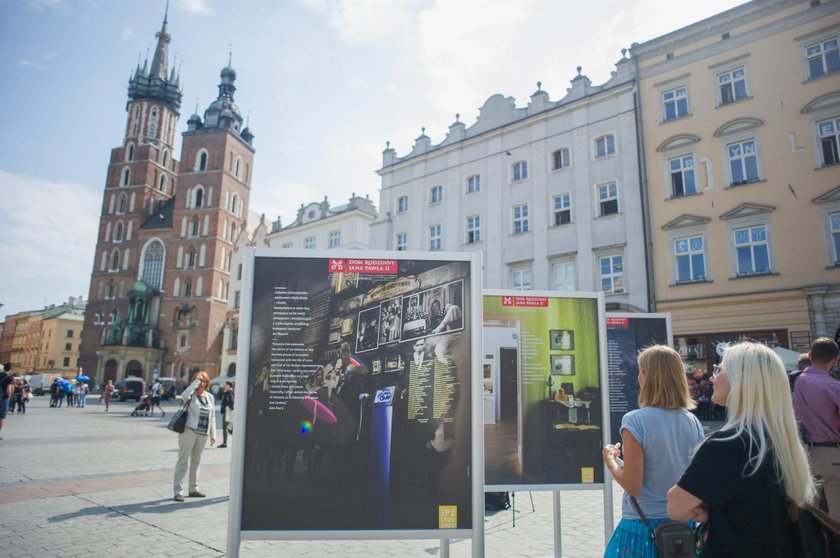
left=149, top=2, right=171, bottom=81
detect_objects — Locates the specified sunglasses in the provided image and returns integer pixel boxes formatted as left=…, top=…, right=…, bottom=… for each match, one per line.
left=712, top=364, right=725, bottom=378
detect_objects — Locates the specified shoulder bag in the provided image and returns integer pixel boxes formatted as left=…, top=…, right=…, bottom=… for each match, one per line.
left=630, top=496, right=702, bottom=558
left=167, top=396, right=191, bottom=433
left=788, top=499, right=840, bottom=558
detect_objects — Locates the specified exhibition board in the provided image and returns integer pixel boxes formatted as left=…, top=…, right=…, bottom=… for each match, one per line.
left=227, top=250, right=484, bottom=557
left=604, top=313, right=672, bottom=445
left=482, top=290, right=609, bottom=491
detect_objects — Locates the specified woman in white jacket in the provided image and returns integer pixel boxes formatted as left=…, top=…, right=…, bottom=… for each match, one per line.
left=173, top=370, right=217, bottom=502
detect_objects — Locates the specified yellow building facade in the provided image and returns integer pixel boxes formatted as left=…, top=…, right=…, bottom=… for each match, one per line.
left=36, top=311, right=85, bottom=378
left=633, top=0, right=840, bottom=370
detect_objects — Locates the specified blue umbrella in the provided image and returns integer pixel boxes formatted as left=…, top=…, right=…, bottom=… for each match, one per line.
left=76, top=375, right=90, bottom=382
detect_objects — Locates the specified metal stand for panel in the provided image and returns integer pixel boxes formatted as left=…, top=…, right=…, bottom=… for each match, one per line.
left=441, top=538, right=449, bottom=557
left=510, top=491, right=535, bottom=527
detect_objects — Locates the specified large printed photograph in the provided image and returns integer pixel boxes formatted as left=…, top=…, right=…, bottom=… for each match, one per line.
left=483, top=293, right=605, bottom=489
left=241, top=255, right=473, bottom=532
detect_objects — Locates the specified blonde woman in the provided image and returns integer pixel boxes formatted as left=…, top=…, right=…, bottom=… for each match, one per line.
left=668, top=342, right=816, bottom=557
left=603, top=345, right=704, bottom=557
left=173, top=370, right=217, bottom=502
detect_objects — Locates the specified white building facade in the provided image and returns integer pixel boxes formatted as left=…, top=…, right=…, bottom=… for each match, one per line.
left=267, top=195, right=377, bottom=251
left=371, top=59, right=649, bottom=311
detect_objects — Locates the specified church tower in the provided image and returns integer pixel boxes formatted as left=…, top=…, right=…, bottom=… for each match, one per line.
left=79, top=10, right=255, bottom=384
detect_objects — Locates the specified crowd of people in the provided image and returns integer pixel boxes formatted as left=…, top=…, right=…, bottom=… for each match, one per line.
left=605, top=337, right=840, bottom=557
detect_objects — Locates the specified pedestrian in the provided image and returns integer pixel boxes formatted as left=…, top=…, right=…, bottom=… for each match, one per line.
left=55, top=381, right=65, bottom=408
left=219, top=381, right=234, bottom=448
left=667, top=342, right=816, bottom=557
left=0, top=363, right=13, bottom=439
left=102, top=379, right=114, bottom=411
left=792, top=337, right=840, bottom=520
left=72, top=382, right=81, bottom=408
left=13, top=378, right=26, bottom=414
left=173, top=370, right=217, bottom=502
left=49, top=378, right=59, bottom=407
left=77, top=381, right=89, bottom=408
left=602, top=345, right=704, bottom=557
left=149, top=378, right=165, bottom=417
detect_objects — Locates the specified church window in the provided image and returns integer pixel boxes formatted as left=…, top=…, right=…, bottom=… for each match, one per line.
left=148, top=107, right=158, bottom=138
left=130, top=106, right=139, bottom=136
left=126, top=143, right=135, bottom=162
left=231, top=193, right=238, bottom=214
left=162, top=150, right=169, bottom=168
left=110, top=249, right=120, bottom=271
left=184, top=280, right=192, bottom=297
left=114, top=221, right=124, bottom=242
left=235, top=157, right=242, bottom=179
left=141, top=240, right=165, bottom=291
left=230, top=223, right=237, bottom=243
left=119, top=280, right=125, bottom=297
left=187, top=248, right=197, bottom=269
left=194, top=187, right=204, bottom=208
left=159, top=174, right=166, bottom=192
left=196, top=149, right=209, bottom=171
left=121, top=168, right=130, bottom=186
left=107, top=282, right=116, bottom=299
left=191, top=216, right=200, bottom=237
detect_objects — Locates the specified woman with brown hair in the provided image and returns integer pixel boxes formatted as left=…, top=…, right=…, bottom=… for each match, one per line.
left=602, top=345, right=704, bottom=557
left=173, top=370, right=217, bottom=502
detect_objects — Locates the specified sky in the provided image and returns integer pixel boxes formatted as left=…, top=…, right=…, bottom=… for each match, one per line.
left=0, top=0, right=747, bottom=318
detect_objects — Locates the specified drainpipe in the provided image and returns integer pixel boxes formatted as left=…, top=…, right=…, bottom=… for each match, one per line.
left=632, top=49, right=657, bottom=313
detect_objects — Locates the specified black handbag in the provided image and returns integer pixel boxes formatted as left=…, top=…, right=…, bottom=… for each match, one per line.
left=788, top=499, right=840, bottom=558
left=166, top=397, right=191, bottom=433
left=631, top=496, right=700, bottom=558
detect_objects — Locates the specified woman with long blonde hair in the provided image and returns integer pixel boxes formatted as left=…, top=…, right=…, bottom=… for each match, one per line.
left=668, top=342, right=816, bottom=557
left=603, top=345, right=704, bottom=557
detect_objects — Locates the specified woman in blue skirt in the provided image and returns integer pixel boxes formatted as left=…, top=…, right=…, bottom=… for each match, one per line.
left=602, top=345, right=704, bottom=557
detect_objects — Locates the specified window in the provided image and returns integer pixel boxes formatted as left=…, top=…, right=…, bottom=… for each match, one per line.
left=114, top=221, right=124, bottom=242
left=197, top=150, right=208, bottom=171
left=662, top=87, right=689, bottom=120
left=304, top=236, right=316, bottom=249
left=595, top=135, right=616, bottom=158
left=553, top=193, right=572, bottom=225
left=675, top=236, right=706, bottom=283
left=234, top=291, right=241, bottom=309
left=429, top=224, right=442, bottom=251
left=512, top=161, right=528, bottom=182
left=187, top=248, right=197, bottom=269
left=466, top=175, right=481, bottom=193
left=179, top=335, right=187, bottom=349
left=818, top=117, right=840, bottom=167
left=126, top=143, right=134, bottom=161
left=122, top=168, right=130, bottom=186
left=669, top=155, right=697, bottom=197
left=329, top=230, right=341, bottom=248
left=191, top=216, right=200, bottom=237
left=600, top=255, right=624, bottom=294
left=235, top=156, right=242, bottom=179
left=717, top=67, right=748, bottom=105
left=65, top=342, right=72, bottom=351
left=237, top=263, right=242, bottom=280
left=552, top=261, right=575, bottom=291
left=396, top=233, right=407, bottom=251
left=512, top=269, right=532, bottom=290
left=282, top=242, right=292, bottom=249
left=141, top=240, right=164, bottom=291
left=831, top=213, right=840, bottom=265
left=513, top=203, right=530, bottom=233
left=194, top=187, right=204, bottom=208
left=148, top=108, right=158, bottom=138
left=184, top=280, right=192, bottom=297
left=598, top=182, right=619, bottom=216
left=430, top=185, right=443, bottom=204
left=552, top=148, right=570, bottom=170
left=734, top=225, right=770, bottom=276
left=230, top=193, right=238, bottom=215
left=66, top=330, right=74, bottom=338
left=466, top=215, right=480, bottom=243
left=727, top=139, right=759, bottom=185
left=117, top=193, right=127, bottom=215
left=159, top=174, right=166, bottom=192
left=230, top=327, right=238, bottom=350
left=397, top=195, right=409, bottom=214
left=63, top=357, right=70, bottom=367
left=806, top=38, right=840, bottom=79
left=110, top=249, right=120, bottom=271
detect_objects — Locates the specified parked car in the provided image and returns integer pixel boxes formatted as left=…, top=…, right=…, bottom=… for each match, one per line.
left=114, top=377, right=146, bottom=402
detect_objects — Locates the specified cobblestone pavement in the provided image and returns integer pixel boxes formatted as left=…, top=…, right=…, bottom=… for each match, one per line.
left=0, top=396, right=628, bottom=557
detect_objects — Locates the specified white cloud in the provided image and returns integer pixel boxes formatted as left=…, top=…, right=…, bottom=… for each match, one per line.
left=27, top=0, right=65, bottom=10
left=0, top=170, right=99, bottom=317
left=296, top=0, right=420, bottom=44
left=122, top=27, right=134, bottom=40
left=19, top=60, right=43, bottom=70
left=176, top=0, right=215, bottom=16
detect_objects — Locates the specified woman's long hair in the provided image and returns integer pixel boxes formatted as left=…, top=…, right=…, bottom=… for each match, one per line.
left=637, top=345, right=696, bottom=410
left=716, top=342, right=815, bottom=505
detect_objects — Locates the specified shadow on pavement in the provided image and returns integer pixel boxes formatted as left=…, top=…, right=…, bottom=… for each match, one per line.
left=48, top=495, right=228, bottom=522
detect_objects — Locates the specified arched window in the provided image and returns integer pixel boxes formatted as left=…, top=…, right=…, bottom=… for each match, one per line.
left=114, top=221, right=124, bottom=242
left=196, top=149, right=208, bottom=171
left=130, top=106, right=139, bottom=136
left=187, top=247, right=197, bottom=269
left=162, top=150, right=169, bottom=168
left=107, top=282, right=116, bottom=299
left=194, top=187, right=204, bottom=208
left=110, top=249, right=120, bottom=271
left=230, top=193, right=238, bottom=214
left=97, top=281, right=104, bottom=299
left=184, top=280, right=192, bottom=297
left=118, top=193, right=127, bottom=214
left=148, top=107, right=158, bottom=138
left=191, top=216, right=200, bottom=237
left=234, top=157, right=242, bottom=179
left=230, top=223, right=237, bottom=243
left=126, top=143, right=135, bottom=162
left=141, top=240, right=165, bottom=291
left=159, top=174, right=166, bottom=192
left=119, top=280, right=125, bottom=297
left=121, top=168, right=130, bottom=186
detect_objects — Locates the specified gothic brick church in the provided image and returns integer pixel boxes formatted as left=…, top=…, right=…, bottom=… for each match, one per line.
left=78, top=12, right=255, bottom=385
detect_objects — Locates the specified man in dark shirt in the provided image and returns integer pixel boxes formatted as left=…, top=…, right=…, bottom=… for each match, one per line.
left=219, top=381, right=234, bottom=448
left=0, top=363, right=14, bottom=440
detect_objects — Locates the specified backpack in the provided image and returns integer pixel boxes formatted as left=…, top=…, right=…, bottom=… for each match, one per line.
left=158, top=385, right=164, bottom=396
